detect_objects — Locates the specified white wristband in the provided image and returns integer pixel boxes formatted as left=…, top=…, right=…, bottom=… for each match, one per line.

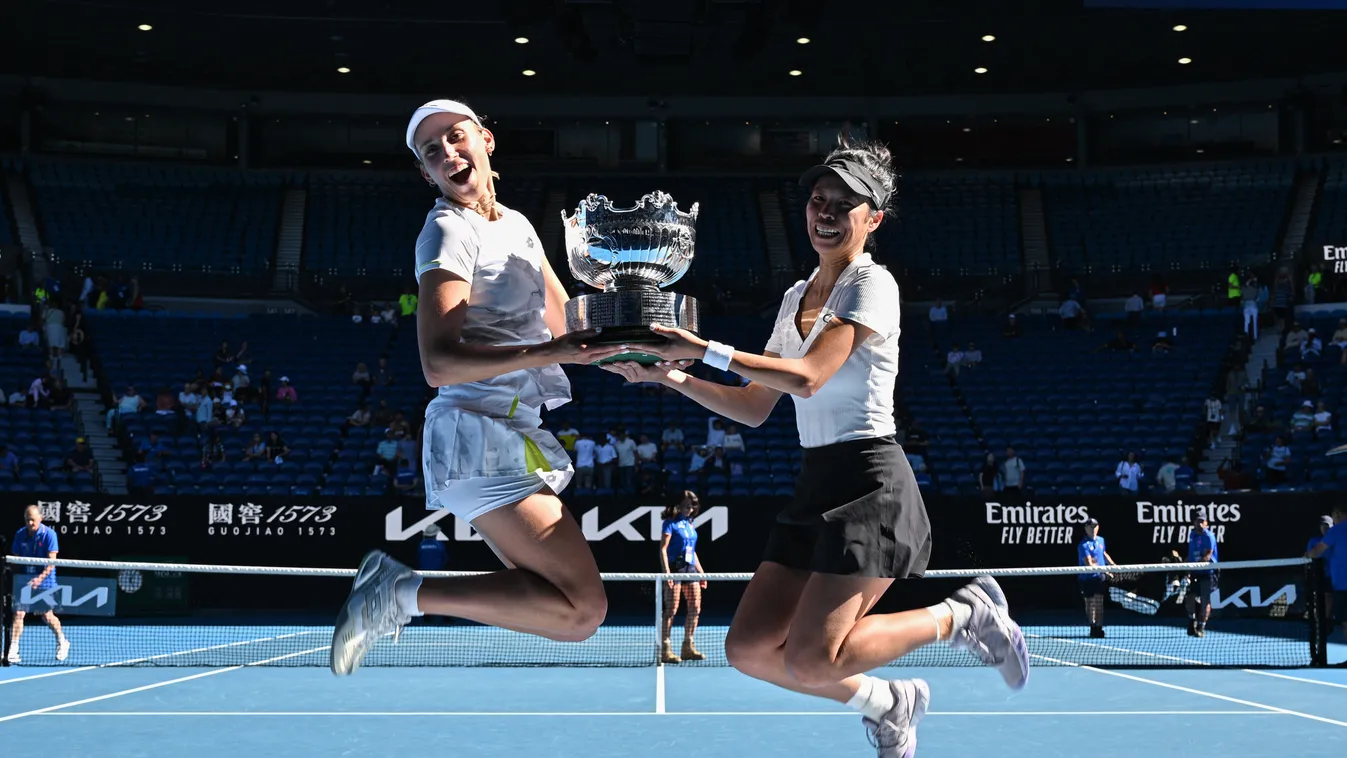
left=703, top=340, right=735, bottom=371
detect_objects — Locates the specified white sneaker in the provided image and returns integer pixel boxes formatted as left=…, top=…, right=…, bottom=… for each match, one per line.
left=56, top=637, right=70, bottom=662
left=949, top=576, right=1031, bottom=691
left=5, top=645, right=18, bottom=664
left=330, top=550, right=416, bottom=676
left=863, top=679, right=930, bottom=758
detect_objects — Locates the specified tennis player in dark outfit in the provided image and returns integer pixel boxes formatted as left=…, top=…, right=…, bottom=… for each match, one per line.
left=604, top=135, right=1030, bottom=757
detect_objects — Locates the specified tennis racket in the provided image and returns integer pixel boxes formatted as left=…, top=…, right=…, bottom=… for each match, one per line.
left=1109, top=586, right=1161, bottom=615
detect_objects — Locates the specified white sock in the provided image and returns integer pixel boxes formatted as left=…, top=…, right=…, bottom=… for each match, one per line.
left=846, top=675, right=897, bottom=722
left=395, top=574, right=425, bottom=617
left=925, top=599, right=972, bottom=642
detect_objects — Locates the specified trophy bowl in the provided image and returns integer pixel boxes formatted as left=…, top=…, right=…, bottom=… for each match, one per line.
left=562, top=191, right=702, bottom=365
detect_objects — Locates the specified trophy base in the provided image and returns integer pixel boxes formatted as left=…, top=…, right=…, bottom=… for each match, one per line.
left=565, top=290, right=699, bottom=366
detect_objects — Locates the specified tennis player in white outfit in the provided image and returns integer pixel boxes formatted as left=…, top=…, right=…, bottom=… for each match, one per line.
left=604, top=135, right=1030, bottom=757
left=330, top=100, right=628, bottom=675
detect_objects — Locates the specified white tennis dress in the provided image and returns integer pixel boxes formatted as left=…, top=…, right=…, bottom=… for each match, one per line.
left=414, top=198, right=574, bottom=522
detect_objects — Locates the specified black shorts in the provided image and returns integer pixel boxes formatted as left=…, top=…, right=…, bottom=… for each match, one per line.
left=669, top=559, right=699, bottom=584
left=1190, top=572, right=1219, bottom=602
left=762, top=436, right=932, bottom=579
left=1079, top=578, right=1106, bottom=598
left=1333, top=590, right=1347, bottom=625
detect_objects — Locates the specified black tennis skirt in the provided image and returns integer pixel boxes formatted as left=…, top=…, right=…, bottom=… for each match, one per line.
left=762, top=435, right=932, bottom=579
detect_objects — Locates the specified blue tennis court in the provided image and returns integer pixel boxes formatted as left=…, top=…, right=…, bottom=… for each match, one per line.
left=2, top=628, right=1344, bottom=757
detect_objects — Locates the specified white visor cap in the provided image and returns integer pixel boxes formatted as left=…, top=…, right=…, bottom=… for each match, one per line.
left=406, top=99, right=483, bottom=157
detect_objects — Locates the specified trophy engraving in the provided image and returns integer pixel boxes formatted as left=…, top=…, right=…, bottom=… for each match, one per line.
left=562, top=191, right=702, bottom=364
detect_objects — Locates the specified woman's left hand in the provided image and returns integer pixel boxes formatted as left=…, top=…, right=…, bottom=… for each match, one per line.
left=642, top=323, right=709, bottom=362
left=699, top=580, right=707, bottom=590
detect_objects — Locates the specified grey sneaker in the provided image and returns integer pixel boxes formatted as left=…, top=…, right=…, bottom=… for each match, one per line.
left=950, top=576, right=1030, bottom=690
left=330, top=551, right=416, bottom=676
left=863, top=678, right=930, bottom=758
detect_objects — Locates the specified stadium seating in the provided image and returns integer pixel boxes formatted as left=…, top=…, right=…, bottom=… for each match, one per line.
left=27, top=158, right=284, bottom=274
left=1307, top=158, right=1347, bottom=263
left=780, top=172, right=1023, bottom=276
left=303, top=171, right=546, bottom=276
left=1041, top=161, right=1294, bottom=275
left=0, top=311, right=92, bottom=494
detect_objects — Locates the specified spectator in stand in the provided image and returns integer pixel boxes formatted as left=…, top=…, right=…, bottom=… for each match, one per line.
left=194, top=389, right=215, bottom=431
left=126, top=451, right=153, bottom=496
left=222, top=399, right=245, bottom=428
left=231, top=365, right=252, bottom=400
left=394, top=429, right=417, bottom=465
left=708, top=447, right=728, bottom=475
left=393, top=459, right=421, bottom=496
left=137, top=432, right=171, bottom=462
left=255, top=369, right=274, bottom=416
left=615, top=430, right=638, bottom=492
left=978, top=453, right=999, bottom=493
left=1174, top=457, right=1196, bottom=492
left=201, top=429, right=227, bottom=468
left=68, top=322, right=90, bottom=382
left=1302, top=329, right=1323, bottom=361
left=106, top=385, right=145, bottom=431
left=928, top=299, right=948, bottom=326
left=1302, top=368, right=1322, bottom=400
left=944, top=343, right=965, bottom=378
left=1002, top=314, right=1020, bottom=338
left=1058, top=298, right=1085, bottom=330
left=178, top=382, right=201, bottom=418
left=27, top=375, right=50, bottom=409
left=353, top=361, right=373, bottom=395
left=1115, top=452, right=1143, bottom=494
left=1151, top=330, right=1174, bottom=354
left=1314, top=402, right=1334, bottom=437
left=1241, top=281, right=1260, bottom=340
left=722, top=424, right=745, bottom=452
left=1124, top=292, right=1144, bottom=324
left=389, top=411, right=411, bottom=438
left=376, top=429, right=401, bottom=475
left=595, top=435, right=617, bottom=489
left=961, top=343, right=982, bottom=368
left=243, top=433, right=268, bottom=463
left=47, top=379, right=72, bottom=411
left=662, top=421, right=685, bottom=455
left=375, top=357, right=395, bottom=387
left=345, top=402, right=372, bottom=436
left=43, top=298, right=67, bottom=360
left=1149, top=275, right=1169, bottom=310
left=65, top=438, right=94, bottom=475
left=1265, top=436, right=1291, bottom=485
left=688, top=445, right=710, bottom=485
left=1204, top=395, right=1224, bottom=449
left=276, top=376, right=299, bottom=406
left=573, top=431, right=596, bottom=489
left=1286, top=363, right=1307, bottom=393
left=266, top=431, right=291, bottom=464
left=1001, top=447, right=1026, bottom=495
left=1098, top=329, right=1136, bottom=353
left=213, top=340, right=235, bottom=369
left=17, top=321, right=41, bottom=352
left=1285, top=323, right=1307, bottom=354
left=1290, top=401, right=1316, bottom=436
left=636, top=434, right=659, bottom=466
left=1245, top=405, right=1277, bottom=434
left=372, top=399, right=394, bottom=427
left=233, top=340, right=252, bottom=367
left=0, top=445, right=18, bottom=476
left=706, top=418, right=726, bottom=449
left=555, top=423, right=579, bottom=460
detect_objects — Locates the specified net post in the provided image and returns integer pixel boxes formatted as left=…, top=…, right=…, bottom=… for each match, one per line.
left=1, top=560, right=10, bottom=667
left=653, top=576, right=663, bottom=665
left=1310, top=557, right=1329, bottom=668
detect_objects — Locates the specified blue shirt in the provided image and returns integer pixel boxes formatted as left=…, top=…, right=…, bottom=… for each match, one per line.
left=1173, top=466, right=1195, bottom=490
left=1077, top=535, right=1107, bottom=581
left=1307, top=535, right=1333, bottom=582
left=663, top=517, right=698, bottom=570
left=1317, top=523, right=1347, bottom=590
left=1188, top=526, right=1217, bottom=575
left=127, top=461, right=152, bottom=488
left=418, top=538, right=447, bottom=571
left=11, top=525, right=59, bottom=588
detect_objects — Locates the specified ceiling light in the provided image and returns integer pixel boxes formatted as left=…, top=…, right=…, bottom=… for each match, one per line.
left=788, top=69, right=802, bottom=76
left=362, top=159, right=371, bottom=165
left=138, top=24, right=152, bottom=31
left=961, top=127, right=971, bottom=133
left=981, top=35, right=995, bottom=42
left=1178, top=57, right=1192, bottom=65
left=1173, top=24, right=1187, bottom=31
left=974, top=67, right=988, bottom=74
left=796, top=37, right=810, bottom=45
left=514, top=37, right=529, bottom=44
left=1066, top=157, right=1074, bottom=162
left=1196, top=148, right=1205, bottom=154
left=336, top=66, right=351, bottom=73
left=522, top=69, right=536, bottom=76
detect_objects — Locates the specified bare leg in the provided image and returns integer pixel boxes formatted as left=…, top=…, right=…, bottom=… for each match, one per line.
left=8, top=610, right=24, bottom=651
left=414, top=492, right=607, bottom=642
left=1085, top=595, right=1104, bottom=626
left=661, top=581, right=682, bottom=660
left=44, top=612, right=64, bottom=640
left=682, top=582, right=702, bottom=648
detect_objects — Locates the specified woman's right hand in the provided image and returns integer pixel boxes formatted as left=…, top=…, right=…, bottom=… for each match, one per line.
left=601, top=360, right=692, bottom=385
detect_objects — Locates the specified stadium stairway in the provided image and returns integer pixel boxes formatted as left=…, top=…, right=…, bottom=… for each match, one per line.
left=1018, top=185, right=1050, bottom=294
left=74, top=393, right=126, bottom=494
left=4, top=172, right=44, bottom=253
left=271, top=187, right=308, bottom=293
left=1279, top=168, right=1319, bottom=261
left=758, top=188, right=793, bottom=272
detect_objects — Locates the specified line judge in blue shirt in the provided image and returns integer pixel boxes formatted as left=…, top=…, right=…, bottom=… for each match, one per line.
left=1307, top=504, right=1347, bottom=659
left=659, top=491, right=706, bottom=664
left=1076, top=518, right=1117, bottom=639
left=7, top=505, right=71, bottom=664
left=1185, top=513, right=1219, bottom=638
left=1306, top=514, right=1335, bottom=624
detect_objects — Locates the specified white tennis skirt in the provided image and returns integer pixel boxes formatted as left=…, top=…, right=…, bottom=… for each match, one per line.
left=421, top=403, right=574, bottom=523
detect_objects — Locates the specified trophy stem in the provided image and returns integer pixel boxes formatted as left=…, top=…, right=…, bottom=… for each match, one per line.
left=607, top=275, right=660, bottom=293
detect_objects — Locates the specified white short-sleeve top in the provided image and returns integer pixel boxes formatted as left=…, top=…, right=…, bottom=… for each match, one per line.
left=414, top=198, right=571, bottom=417
left=764, top=254, right=901, bottom=448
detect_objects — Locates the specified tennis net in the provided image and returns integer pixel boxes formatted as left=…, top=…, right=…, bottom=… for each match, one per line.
left=2, top=555, right=1329, bottom=669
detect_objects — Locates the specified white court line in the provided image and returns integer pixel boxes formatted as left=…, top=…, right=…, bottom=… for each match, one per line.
left=654, top=664, right=666, bottom=714
left=0, top=644, right=330, bottom=723
left=0, top=630, right=326, bottom=686
left=1241, top=669, right=1347, bottom=690
left=1030, top=653, right=1347, bottom=729
left=1025, top=632, right=1210, bottom=667
left=31, top=710, right=1280, bottom=718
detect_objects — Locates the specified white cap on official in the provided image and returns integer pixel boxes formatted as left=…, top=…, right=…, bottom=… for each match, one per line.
left=405, top=99, right=483, bottom=156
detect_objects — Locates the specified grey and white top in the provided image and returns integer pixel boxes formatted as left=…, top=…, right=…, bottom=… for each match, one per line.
left=414, top=198, right=571, bottom=417
left=765, top=254, right=901, bottom=448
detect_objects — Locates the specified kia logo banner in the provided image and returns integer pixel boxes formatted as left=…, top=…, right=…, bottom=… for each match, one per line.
left=11, top=576, right=118, bottom=617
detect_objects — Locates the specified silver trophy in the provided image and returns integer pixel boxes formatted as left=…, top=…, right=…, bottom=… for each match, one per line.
left=562, top=191, right=701, bottom=364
